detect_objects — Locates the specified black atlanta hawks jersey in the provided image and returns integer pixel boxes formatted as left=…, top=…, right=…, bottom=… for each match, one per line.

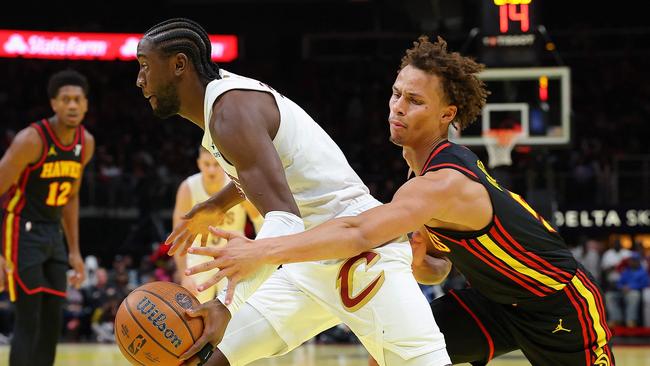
left=3, top=119, right=85, bottom=222
left=421, top=140, right=577, bottom=304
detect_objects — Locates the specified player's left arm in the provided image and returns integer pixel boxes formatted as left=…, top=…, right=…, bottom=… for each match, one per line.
left=198, top=170, right=469, bottom=277
left=61, top=130, right=95, bottom=288
left=259, top=173, right=456, bottom=262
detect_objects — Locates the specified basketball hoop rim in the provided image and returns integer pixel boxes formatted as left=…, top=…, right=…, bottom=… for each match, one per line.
left=483, top=128, right=524, bottom=148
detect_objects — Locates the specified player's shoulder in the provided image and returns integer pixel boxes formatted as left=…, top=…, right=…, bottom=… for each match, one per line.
left=82, top=127, right=95, bottom=143
left=13, top=124, right=44, bottom=147
left=176, top=177, right=192, bottom=195
left=4, top=125, right=44, bottom=165
left=419, top=168, right=468, bottom=189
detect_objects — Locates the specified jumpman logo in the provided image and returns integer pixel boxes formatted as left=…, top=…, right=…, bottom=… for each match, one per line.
left=552, top=319, right=571, bottom=333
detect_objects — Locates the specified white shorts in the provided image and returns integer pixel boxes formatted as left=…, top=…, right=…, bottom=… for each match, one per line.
left=245, top=243, right=448, bottom=363
left=220, top=196, right=449, bottom=365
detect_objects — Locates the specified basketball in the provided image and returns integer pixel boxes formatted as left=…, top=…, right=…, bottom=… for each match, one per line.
left=114, top=281, right=204, bottom=365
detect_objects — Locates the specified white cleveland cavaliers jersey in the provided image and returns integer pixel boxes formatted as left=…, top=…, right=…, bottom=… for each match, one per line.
left=186, top=173, right=248, bottom=243
left=202, top=69, right=371, bottom=229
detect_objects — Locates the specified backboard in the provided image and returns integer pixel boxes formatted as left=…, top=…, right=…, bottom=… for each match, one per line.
left=449, top=66, right=571, bottom=146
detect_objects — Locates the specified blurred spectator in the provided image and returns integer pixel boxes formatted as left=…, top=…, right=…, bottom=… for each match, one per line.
left=571, top=237, right=603, bottom=284
left=62, top=280, right=87, bottom=342
left=601, top=239, right=632, bottom=291
left=605, top=252, right=649, bottom=327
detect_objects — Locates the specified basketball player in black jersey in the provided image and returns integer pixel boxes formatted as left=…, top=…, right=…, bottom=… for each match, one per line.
left=0, top=69, right=95, bottom=366
left=193, top=36, right=614, bottom=366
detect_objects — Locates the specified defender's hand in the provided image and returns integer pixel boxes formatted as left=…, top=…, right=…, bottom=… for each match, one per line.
left=166, top=202, right=225, bottom=256
left=68, top=252, right=85, bottom=289
left=185, top=226, right=260, bottom=305
left=409, top=230, right=428, bottom=267
left=179, top=299, right=232, bottom=361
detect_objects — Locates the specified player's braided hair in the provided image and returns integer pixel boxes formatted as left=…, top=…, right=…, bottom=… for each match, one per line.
left=47, top=69, right=89, bottom=99
left=400, top=36, right=489, bottom=131
left=144, top=18, right=221, bottom=83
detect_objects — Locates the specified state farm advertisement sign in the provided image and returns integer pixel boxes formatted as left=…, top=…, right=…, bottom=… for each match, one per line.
left=0, top=30, right=238, bottom=61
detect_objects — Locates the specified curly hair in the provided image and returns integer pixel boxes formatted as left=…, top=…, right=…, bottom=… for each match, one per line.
left=400, top=36, right=489, bottom=131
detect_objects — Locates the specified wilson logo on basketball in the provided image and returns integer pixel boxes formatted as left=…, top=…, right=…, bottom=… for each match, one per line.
left=175, top=293, right=193, bottom=309
left=136, top=296, right=183, bottom=348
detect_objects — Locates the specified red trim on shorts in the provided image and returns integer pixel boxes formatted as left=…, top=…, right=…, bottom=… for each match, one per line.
left=42, top=119, right=80, bottom=151
left=577, top=270, right=612, bottom=340
left=564, top=286, right=591, bottom=365
left=564, top=284, right=593, bottom=365
left=11, top=219, right=67, bottom=299
left=449, top=290, right=494, bottom=362
left=14, top=274, right=67, bottom=297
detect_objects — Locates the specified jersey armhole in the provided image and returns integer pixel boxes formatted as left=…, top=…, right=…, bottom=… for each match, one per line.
left=422, top=163, right=480, bottom=182
left=29, top=123, right=48, bottom=168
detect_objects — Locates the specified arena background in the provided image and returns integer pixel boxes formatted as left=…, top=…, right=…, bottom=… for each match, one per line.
left=1, top=1, right=650, bottom=365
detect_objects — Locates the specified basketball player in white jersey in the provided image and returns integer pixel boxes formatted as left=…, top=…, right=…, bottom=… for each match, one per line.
left=173, top=147, right=263, bottom=303
left=136, top=18, right=451, bottom=366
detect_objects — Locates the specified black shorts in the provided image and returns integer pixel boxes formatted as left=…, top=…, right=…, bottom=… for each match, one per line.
left=1, top=218, right=68, bottom=301
left=432, top=269, right=615, bottom=366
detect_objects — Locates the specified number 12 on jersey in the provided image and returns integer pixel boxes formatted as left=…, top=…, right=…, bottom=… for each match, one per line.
left=46, top=181, right=72, bottom=206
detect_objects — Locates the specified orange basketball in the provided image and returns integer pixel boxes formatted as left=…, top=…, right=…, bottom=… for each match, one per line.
left=114, top=281, right=204, bottom=366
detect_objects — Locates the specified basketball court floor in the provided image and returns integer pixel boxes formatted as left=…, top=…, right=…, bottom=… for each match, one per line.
left=1, top=343, right=648, bottom=365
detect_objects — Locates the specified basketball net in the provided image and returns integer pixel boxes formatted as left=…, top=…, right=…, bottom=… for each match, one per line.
left=483, top=128, right=522, bottom=168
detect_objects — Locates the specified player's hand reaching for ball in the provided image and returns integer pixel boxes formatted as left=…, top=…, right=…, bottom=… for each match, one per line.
left=409, top=228, right=452, bottom=285
left=180, top=299, right=232, bottom=363
left=184, top=226, right=260, bottom=305
left=167, top=201, right=225, bottom=256
left=409, top=229, right=429, bottom=267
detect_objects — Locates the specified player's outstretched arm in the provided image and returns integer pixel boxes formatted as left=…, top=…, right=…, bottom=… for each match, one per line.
left=190, top=171, right=463, bottom=284
left=260, top=172, right=458, bottom=263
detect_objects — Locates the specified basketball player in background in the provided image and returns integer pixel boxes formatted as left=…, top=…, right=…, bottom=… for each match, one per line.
left=200, top=36, right=615, bottom=366
left=173, top=147, right=262, bottom=303
left=0, top=69, right=95, bottom=366
left=137, top=18, right=451, bottom=366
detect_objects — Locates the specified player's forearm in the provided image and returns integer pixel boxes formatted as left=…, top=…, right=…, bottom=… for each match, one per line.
left=205, top=181, right=245, bottom=211
left=412, top=256, right=451, bottom=285
left=263, top=217, right=376, bottom=265
left=62, top=195, right=80, bottom=255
